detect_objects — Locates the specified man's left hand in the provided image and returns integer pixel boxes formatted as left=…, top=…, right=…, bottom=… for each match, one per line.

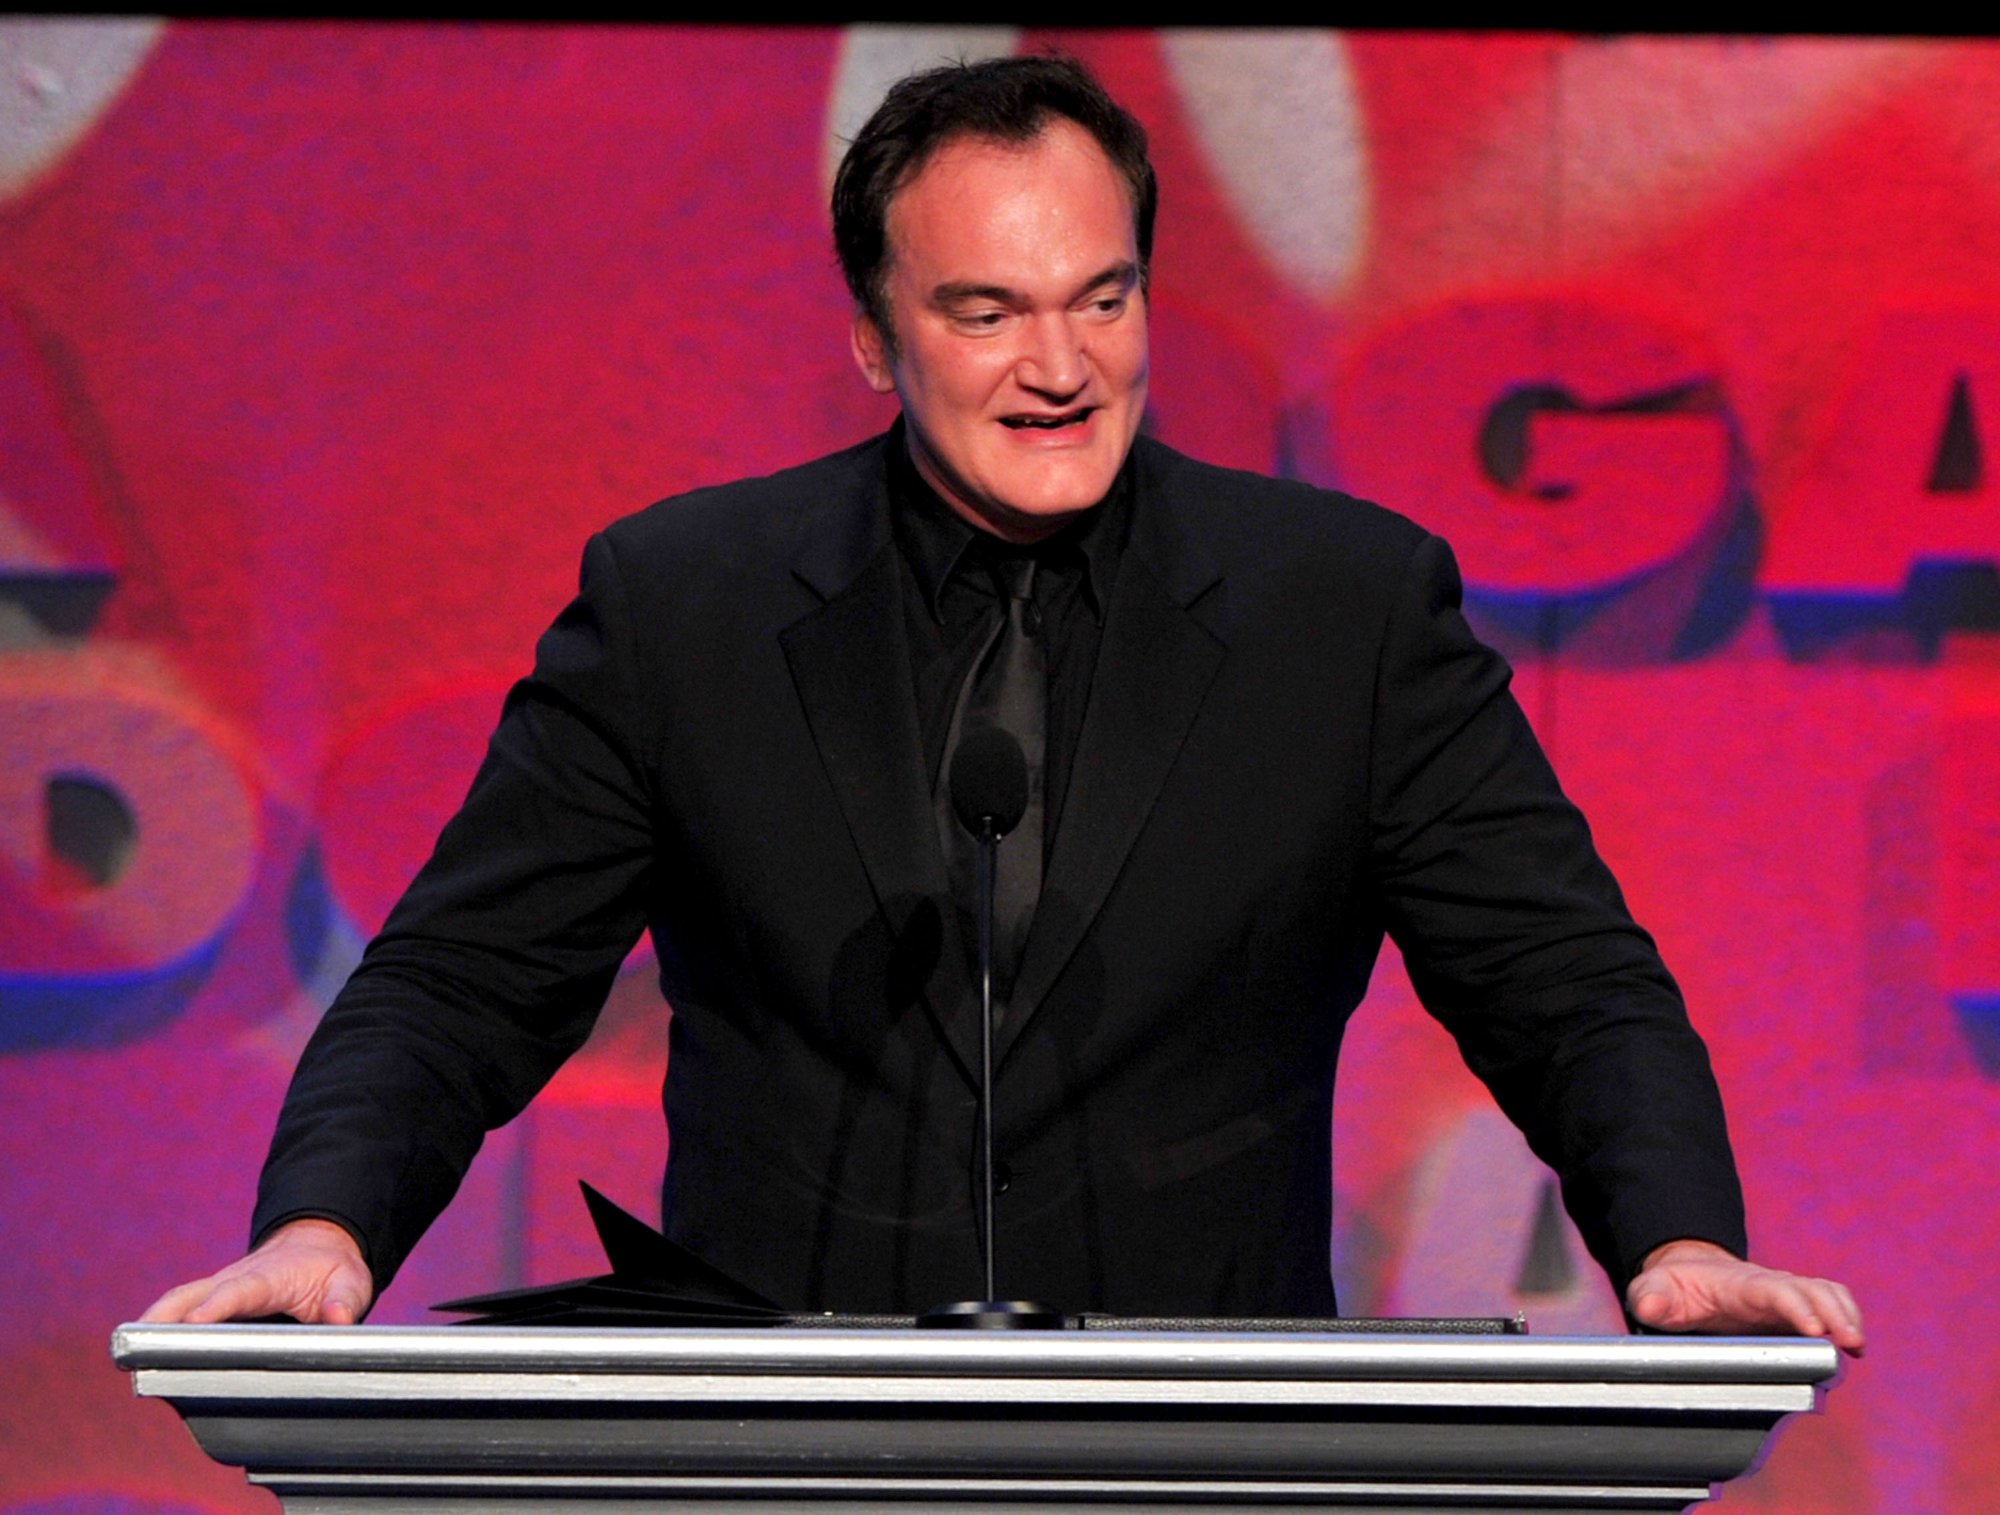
left=1626, top=1238, right=1865, bottom=1357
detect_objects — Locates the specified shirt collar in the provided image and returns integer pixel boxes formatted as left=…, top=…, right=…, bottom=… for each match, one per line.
left=887, top=416, right=1131, bottom=624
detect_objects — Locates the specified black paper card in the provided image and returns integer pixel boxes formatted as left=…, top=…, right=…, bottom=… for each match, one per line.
left=434, top=1181, right=1521, bottom=1333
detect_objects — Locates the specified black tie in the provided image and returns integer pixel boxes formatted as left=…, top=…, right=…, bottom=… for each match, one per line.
left=936, top=555, right=1046, bottom=1005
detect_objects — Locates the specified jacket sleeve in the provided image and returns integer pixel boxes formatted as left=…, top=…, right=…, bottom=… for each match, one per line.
left=1365, top=530, right=1747, bottom=1294
left=251, top=530, right=659, bottom=1293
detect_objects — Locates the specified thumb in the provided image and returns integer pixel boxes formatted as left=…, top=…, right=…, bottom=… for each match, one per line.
left=1626, top=1274, right=1675, bottom=1326
left=317, top=1271, right=373, bottom=1325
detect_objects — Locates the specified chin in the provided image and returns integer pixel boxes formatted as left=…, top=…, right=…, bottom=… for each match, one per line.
left=1007, top=463, right=1124, bottom=520
left=988, top=491, right=1108, bottom=537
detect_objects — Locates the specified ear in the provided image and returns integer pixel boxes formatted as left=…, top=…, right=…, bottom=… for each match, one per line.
left=850, top=309, right=898, bottom=395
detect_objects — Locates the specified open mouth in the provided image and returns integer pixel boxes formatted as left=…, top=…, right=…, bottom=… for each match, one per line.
left=1001, top=408, right=1093, bottom=431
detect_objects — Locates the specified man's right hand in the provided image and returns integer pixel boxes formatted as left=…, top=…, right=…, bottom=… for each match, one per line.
left=139, top=1218, right=374, bottom=1325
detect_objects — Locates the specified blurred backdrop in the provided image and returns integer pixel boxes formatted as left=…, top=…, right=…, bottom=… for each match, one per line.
left=0, top=22, right=1994, bottom=1513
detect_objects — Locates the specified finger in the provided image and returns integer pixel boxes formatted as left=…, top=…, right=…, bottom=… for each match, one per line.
left=1627, top=1283, right=1671, bottom=1326
left=315, top=1267, right=372, bottom=1326
left=1750, top=1274, right=1867, bottom=1355
left=1822, top=1280, right=1862, bottom=1331
left=182, top=1271, right=286, bottom=1324
left=1628, top=1292, right=1667, bottom=1327
left=1835, top=1291, right=1865, bottom=1352
left=1735, top=1274, right=1829, bottom=1340
left=1625, top=1270, right=1694, bottom=1330
left=1752, top=1276, right=1821, bottom=1336
left=138, top=1277, right=221, bottom=1324
left=1802, top=1278, right=1866, bottom=1355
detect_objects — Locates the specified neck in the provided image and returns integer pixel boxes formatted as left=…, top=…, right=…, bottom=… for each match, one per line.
left=904, top=434, right=1100, bottom=547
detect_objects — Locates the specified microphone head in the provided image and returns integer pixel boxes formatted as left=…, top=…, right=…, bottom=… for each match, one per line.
left=950, top=726, right=1029, bottom=839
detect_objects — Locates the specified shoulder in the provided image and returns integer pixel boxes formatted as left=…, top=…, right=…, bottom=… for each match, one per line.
left=596, top=431, right=889, bottom=578
left=1130, top=435, right=1438, bottom=586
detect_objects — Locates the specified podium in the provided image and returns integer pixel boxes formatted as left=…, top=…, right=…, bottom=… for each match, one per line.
left=114, top=1323, right=1838, bottom=1513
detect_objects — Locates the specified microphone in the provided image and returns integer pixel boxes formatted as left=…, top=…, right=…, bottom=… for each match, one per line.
left=921, top=727, right=1059, bottom=1330
left=950, top=725, right=1028, bottom=841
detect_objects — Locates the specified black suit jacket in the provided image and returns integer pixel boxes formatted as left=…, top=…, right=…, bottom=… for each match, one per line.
left=256, top=430, right=1746, bottom=1315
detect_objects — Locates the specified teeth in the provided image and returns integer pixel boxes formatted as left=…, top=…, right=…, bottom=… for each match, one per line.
left=1005, top=412, right=1085, bottom=430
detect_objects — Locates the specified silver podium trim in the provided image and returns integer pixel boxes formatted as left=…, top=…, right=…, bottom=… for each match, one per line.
left=115, top=1324, right=1839, bottom=1514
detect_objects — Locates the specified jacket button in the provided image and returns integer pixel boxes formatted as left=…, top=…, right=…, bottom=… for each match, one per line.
left=994, top=1163, right=1013, bottom=1194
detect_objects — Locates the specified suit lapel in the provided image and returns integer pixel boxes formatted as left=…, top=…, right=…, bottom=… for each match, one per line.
left=1000, top=480, right=1227, bottom=1060
left=779, top=475, right=982, bottom=1088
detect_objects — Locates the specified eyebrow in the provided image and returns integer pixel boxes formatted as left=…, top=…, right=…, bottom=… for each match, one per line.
left=930, top=261, right=1141, bottom=309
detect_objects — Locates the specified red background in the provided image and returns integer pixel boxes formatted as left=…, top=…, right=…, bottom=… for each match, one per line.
left=0, top=25, right=1994, bottom=1512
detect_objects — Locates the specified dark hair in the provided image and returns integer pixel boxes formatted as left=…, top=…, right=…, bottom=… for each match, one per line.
left=831, top=54, right=1158, bottom=346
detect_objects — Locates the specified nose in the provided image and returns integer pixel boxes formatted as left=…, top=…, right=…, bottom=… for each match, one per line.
left=1017, top=312, right=1087, bottom=399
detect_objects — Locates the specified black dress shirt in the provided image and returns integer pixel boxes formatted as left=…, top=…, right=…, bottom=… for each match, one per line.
left=888, top=429, right=1131, bottom=865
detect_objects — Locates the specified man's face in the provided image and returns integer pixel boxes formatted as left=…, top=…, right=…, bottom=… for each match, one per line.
left=851, top=119, right=1150, bottom=544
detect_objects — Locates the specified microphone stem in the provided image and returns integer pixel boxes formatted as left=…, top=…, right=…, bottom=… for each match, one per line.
left=978, top=819, right=997, bottom=1304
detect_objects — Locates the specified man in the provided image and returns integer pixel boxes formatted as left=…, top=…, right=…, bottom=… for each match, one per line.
left=147, top=56, right=1862, bottom=1351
